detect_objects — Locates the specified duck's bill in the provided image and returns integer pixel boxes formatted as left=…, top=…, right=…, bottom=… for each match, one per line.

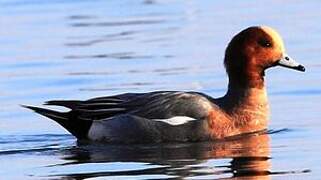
left=277, top=54, right=305, bottom=72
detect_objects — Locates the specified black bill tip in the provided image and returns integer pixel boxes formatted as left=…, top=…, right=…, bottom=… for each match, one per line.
left=296, top=65, right=306, bottom=72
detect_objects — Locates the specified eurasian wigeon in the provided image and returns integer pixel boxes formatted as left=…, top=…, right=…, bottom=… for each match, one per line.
left=25, top=26, right=305, bottom=143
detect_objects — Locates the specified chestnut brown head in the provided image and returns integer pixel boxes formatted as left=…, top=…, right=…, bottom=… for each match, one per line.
left=224, top=26, right=305, bottom=88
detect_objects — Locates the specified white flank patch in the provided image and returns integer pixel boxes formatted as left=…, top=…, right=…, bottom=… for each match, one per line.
left=154, top=116, right=197, bottom=126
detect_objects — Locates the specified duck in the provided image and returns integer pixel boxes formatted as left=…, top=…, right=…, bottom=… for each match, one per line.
left=24, top=26, right=305, bottom=143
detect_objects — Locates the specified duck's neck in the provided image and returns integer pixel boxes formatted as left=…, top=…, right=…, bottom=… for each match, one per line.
left=219, top=78, right=269, bottom=132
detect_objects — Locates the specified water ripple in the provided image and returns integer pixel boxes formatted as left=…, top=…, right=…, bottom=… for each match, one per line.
left=64, top=52, right=154, bottom=60
left=70, top=19, right=166, bottom=28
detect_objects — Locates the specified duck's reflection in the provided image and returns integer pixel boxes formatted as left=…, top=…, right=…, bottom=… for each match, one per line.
left=55, top=132, right=271, bottom=179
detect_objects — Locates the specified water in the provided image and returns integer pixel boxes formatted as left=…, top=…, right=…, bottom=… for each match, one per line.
left=1, top=0, right=321, bottom=179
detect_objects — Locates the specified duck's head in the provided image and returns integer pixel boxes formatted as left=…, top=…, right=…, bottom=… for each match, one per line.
left=224, top=26, right=305, bottom=88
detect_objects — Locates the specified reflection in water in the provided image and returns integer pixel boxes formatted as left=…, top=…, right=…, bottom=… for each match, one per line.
left=50, top=132, right=273, bottom=179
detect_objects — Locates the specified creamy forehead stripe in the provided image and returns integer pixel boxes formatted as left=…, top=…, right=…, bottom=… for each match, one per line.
left=260, top=26, right=285, bottom=53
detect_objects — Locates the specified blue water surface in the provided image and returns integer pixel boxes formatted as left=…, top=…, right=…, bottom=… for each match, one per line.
left=1, top=0, right=321, bottom=179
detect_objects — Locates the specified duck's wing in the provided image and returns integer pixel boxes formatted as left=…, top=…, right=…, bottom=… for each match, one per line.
left=43, top=92, right=144, bottom=120
left=24, top=91, right=215, bottom=141
left=45, top=91, right=214, bottom=120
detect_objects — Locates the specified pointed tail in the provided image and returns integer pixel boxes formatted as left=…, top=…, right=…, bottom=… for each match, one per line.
left=22, top=105, right=92, bottom=139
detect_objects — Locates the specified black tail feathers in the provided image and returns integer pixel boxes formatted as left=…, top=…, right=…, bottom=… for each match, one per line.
left=22, top=105, right=92, bottom=139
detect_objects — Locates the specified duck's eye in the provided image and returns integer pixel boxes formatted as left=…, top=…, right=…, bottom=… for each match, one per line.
left=258, top=39, right=272, bottom=48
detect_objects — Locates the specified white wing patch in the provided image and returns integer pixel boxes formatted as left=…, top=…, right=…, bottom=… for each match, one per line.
left=153, top=116, right=197, bottom=126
